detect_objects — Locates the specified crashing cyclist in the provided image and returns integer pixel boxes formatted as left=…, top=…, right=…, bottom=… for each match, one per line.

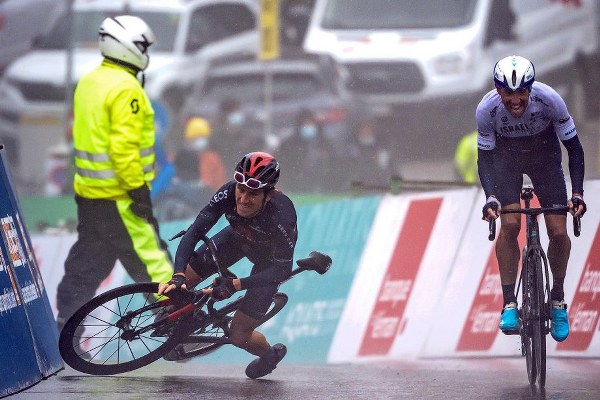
left=158, top=152, right=296, bottom=379
left=477, top=55, right=586, bottom=342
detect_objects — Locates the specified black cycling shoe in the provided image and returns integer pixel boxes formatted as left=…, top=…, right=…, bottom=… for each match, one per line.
left=245, top=343, right=287, bottom=379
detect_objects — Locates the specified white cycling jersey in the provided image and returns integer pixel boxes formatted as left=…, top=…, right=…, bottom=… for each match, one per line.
left=476, top=81, right=577, bottom=151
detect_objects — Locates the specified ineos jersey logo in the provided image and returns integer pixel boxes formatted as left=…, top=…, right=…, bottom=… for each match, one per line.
left=130, top=99, right=139, bottom=114
left=210, top=189, right=228, bottom=205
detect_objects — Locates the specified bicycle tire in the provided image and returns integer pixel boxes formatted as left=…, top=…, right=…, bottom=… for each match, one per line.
left=534, top=249, right=548, bottom=387
left=168, top=292, right=288, bottom=361
left=59, top=283, right=184, bottom=375
left=521, top=250, right=537, bottom=385
left=523, top=248, right=547, bottom=386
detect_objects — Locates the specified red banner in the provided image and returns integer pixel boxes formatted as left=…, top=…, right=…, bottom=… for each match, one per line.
left=359, top=198, right=442, bottom=356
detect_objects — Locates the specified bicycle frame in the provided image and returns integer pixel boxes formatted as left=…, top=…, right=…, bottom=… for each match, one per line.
left=487, top=187, right=580, bottom=387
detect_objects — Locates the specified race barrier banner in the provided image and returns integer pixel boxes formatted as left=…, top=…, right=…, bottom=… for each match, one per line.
left=0, top=145, right=63, bottom=398
left=28, top=181, right=600, bottom=366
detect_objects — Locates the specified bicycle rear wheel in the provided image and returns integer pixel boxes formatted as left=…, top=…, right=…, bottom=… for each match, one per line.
left=59, top=283, right=183, bottom=375
left=168, top=292, right=288, bottom=361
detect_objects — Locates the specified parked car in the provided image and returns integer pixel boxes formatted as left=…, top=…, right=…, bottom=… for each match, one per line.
left=0, top=0, right=64, bottom=74
left=0, top=0, right=258, bottom=193
left=304, top=0, right=598, bottom=162
left=179, top=54, right=370, bottom=159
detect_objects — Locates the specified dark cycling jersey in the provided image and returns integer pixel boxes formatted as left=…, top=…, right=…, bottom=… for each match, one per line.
left=476, top=81, right=585, bottom=203
left=174, top=181, right=298, bottom=289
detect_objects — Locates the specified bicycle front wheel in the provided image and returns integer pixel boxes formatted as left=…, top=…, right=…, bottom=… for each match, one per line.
left=170, top=292, right=288, bottom=361
left=59, top=283, right=182, bottom=375
left=521, top=248, right=547, bottom=386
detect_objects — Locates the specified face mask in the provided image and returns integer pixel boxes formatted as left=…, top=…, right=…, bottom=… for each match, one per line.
left=301, top=125, right=317, bottom=139
left=358, top=135, right=375, bottom=146
left=227, top=112, right=245, bottom=126
left=191, top=138, right=208, bottom=151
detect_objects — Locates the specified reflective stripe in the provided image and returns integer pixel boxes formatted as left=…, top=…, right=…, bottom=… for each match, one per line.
left=74, top=149, right=110, bottom=163
left=143, top=164, right=153, bottom=174
left=75, top=147, right=154, bottom=162
left=76, top=167, right=116, bottom=179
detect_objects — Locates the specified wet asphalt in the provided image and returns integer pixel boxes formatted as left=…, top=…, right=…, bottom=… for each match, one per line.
left=11, top=357, right=600, bottom=400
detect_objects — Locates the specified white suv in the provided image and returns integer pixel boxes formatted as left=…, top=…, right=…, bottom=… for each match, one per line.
left=0, top=0, right=258, bottom=193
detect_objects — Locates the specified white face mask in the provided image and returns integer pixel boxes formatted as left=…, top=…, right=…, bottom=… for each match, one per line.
left=191, top=138, right=208, bottom=151
left=358, top=135, right=375, bottom=146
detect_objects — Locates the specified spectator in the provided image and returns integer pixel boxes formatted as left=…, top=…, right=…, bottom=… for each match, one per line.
left=211, top=98, right=263, bottom=177
left=347, top=119, right=393, bottom=188
left=454, top=130, right=479, bottom=184
left=277, top=109, right=336, bottom=193
left=154, top=117, right=225, bottom=221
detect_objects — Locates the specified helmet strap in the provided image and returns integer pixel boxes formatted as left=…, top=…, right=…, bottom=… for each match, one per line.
left=104, top=56, right=141, bottom=75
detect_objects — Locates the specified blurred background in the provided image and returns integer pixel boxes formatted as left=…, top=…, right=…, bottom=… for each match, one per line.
left=0, top=0, right=599, bottom=229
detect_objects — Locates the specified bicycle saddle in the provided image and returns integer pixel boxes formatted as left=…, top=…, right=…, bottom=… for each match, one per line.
left=296, top=251, right=332, bottom=275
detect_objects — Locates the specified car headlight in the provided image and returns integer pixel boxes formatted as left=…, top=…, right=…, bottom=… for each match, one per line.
left=431, top=51, right=471, bottom=76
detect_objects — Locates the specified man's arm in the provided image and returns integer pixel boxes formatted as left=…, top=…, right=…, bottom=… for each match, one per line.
left=562, top=135, right=585, bottom=195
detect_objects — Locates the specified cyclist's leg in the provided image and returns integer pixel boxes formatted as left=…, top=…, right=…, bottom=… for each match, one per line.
left=494, top=157, right=524, bottom=331
left=530, top=166, right=570, bottom=300
left=494, top=160, right=524, bottom=304
left=529, top=164, right=570, bottom=341
left=230, top=283, right=287, bottom=379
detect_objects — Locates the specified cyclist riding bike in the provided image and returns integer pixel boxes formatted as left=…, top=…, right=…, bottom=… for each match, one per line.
left=158, top=151, right=296, bottom=379
left=477, top=55, right=587, bottom=342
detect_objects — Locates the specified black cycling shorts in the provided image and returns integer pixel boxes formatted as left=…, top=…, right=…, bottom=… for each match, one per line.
left=188, top=226, right=279, bottom=320
left=493, top=149, right=568, bottom=213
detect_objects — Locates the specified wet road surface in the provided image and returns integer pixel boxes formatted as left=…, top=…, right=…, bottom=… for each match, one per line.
left=13, top=357, right=600, bottom=400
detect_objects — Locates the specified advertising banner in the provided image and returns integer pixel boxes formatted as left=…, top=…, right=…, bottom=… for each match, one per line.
left=0, top=145, right=63, bottom=397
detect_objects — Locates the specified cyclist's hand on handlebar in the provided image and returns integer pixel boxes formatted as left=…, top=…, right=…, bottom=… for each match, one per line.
left=568, top=194, right=586, bottom=217
left=202, top=277, right=238, bottom=301
left=158, top=273, right=188, bottom=295
left=482, top=196, right=501, bottom=221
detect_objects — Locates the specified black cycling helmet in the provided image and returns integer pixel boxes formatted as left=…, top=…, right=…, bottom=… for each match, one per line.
left=234, top=152, right=280, bottom=191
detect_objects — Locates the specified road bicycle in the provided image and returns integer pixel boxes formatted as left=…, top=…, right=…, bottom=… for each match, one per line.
left=59, top=235, right=332, bottom=376
left=488, top=187, right=580, bottom=387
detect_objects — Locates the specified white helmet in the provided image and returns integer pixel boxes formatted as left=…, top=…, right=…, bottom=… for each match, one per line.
left=493, top=55, right=535, bottom=91
left=98, top=15, right=155, bottom=71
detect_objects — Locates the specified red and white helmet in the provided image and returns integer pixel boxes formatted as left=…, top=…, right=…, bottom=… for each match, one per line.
left=234, top=152, right=280, bottom=190
left=493, top=55, right=535, bottom=91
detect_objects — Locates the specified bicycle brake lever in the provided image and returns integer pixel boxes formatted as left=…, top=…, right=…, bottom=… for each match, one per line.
left=488, top=218, right=496, bottom=241
left=573, top=216, right=581, bottom=237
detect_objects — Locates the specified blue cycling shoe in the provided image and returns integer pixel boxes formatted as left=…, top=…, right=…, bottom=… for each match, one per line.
left=551, top=300, right=570, bottom=342
left=499, top=302, right=520, bottom=333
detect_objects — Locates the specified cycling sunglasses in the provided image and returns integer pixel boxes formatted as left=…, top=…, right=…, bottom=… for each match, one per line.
left=234, top=171, right=267, bottom=190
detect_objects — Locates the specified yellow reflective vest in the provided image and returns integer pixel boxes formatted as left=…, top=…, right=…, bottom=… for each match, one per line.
left=72, top=60, right=155, bottom=199
left=454, top=130, right=478, bottom=184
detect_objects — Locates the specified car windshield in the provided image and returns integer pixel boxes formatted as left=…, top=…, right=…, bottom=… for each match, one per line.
left=35, top=10, right=179, bottom=52
left=202, top=73, right=321, bottom=102
left=321, top=0, right=477, bottom=29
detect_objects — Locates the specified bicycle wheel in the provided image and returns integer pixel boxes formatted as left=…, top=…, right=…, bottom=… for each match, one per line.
left=521, top=250, right=537, bottom=385
left=522, top=249, right=547, bottom=386
left=59, top=283, right=184, bottom=375
left=169, top=292, right=288, bottom=361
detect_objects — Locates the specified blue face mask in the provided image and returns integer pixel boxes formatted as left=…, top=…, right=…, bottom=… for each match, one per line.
left=301, top=125, right=317, bottom=139
left=227, top=112, right=245, bottom=126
